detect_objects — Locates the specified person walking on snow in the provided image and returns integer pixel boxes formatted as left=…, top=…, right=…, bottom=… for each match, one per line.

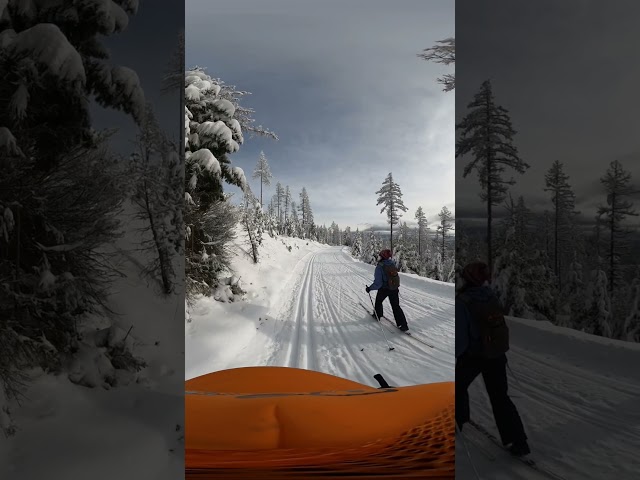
left=365, top=249, right=409, bottom=332
left=455, top=261, right=530, bottom=457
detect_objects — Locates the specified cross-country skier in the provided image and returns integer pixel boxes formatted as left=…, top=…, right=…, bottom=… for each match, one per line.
left=365, top=249, right=409, bottom=332
left=455, top=261, right=530, bottom=457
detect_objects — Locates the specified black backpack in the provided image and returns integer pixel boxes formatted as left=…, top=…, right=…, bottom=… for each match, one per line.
left=458, top=292, right=509, bottom=358
left=382, top=263, right=400, bottom=290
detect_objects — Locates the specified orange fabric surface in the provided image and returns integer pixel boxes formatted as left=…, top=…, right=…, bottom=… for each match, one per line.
left=186, top=365, right=377, bottom=393
left=185, top=367, right=455, bottom=478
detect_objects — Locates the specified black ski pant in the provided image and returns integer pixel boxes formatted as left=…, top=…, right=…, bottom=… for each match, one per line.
left=455, top=353, right=527, bottom=446
left=374, top=288, right=408, bottom=329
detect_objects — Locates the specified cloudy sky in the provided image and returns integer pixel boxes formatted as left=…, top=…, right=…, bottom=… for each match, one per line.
left=456, top=0, right=640, bottom=230
left=187, top=0, right=454, bottom=231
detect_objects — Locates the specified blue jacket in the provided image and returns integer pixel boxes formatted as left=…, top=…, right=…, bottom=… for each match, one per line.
left=455, top=285, right=495, bottom=358
left=369, top=259, right=397, bottom=291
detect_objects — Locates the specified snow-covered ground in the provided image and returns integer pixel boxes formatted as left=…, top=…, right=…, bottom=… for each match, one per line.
left=186, top=231, right=455, bottom=388
left=456, top=315, right=640, bottom=479
left=0, top=206, right=184, bottom=480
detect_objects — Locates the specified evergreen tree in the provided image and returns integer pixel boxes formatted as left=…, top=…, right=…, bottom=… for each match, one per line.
left=415, top=206, right=428, bottom=256
left=586, top=269, right=613, bottom=338
left=299, top=188, right=314, bottom=239
left=0, top=4, right=149, bottom=432
left=252, top=151, right=272, bottom=206
left=417, top=37, right=455, bottom=92
left=544, top=160, right=578, bottom=292
left=130, top=106, right=183, bottom=295
left=565, top=253, right=587, bottom=329
left=456, top=80, right=529, bottom=275
left=597, top=160, right=638, bottom=307
left=284, top=186, right=291, bottom=225
left=624, top=267, right=640, bottom=342
left=437, top=206, right=453, bottom=264
left=375, top=173, right=408, bottom=252
left=351, top=229, right=363, bottom=258
left=241, top=188, right=261, bottom=264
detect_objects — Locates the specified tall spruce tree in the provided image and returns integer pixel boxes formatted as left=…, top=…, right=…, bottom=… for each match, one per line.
left=544, top=160, right=578, bottom=292
left=456, top=80, right=529, bottom=275
left=597, top=161, right=638, bottom=309
left=375, top=173, right=408, bottom=252
left=252, top=151, right=272, bottom=206
left=415, top=206, right=428, bottom=256
left=437, top=206, right=453, bottom=264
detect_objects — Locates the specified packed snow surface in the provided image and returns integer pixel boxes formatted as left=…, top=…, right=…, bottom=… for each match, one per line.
left=1, top=205, right=183, bottom=480
left=456, top=314, right=640, bottom=479
left=186, top=233, right=455, bottom=387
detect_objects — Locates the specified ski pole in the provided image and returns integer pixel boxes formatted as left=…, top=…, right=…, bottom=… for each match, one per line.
left=367, top=287, right=395, bottom=351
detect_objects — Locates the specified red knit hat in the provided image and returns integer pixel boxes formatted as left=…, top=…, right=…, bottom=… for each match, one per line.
left=379, top=249, right=392, bottom=260
left=462, top=262, right=491, bottom=286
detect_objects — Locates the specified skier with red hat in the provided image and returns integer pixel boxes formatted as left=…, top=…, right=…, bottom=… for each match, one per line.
left=365, top=249, right=409, bottom=331
left=455, top=261, right=530, bottom=457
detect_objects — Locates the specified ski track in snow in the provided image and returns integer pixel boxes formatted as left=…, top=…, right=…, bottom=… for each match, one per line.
left=456, top=316, right=640, bottom=479
left=189, top=245, right=455, bottom=388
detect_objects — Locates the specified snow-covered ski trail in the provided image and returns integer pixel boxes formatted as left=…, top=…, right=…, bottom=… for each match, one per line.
left=265, top=247, right=454, bottom=386
left=187, top=245, right=455, bottom=388
left=456, top=316, right=640, bottom=479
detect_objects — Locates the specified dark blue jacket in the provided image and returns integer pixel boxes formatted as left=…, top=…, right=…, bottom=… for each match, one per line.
left=369, top=259, right=397, bottom=291
left=455, top=285, right=495, bottom=358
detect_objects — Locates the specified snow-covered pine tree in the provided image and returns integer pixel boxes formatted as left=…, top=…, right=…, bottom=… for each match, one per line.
left=597, top=160, right=638, bottom=316
left=185, top=69, right=244, bottom=297
left=544, top=160, right=578, bottom=294
left=456, top=80, right=529, bottom=274
left=493, top=196, right=532, bottom=317
left=185, top=68, right=247, bottom=201
left=586, top=268, right=613, bottom=338
left=0, top=3, right=150, bottom=434
left=437, top=206, right=453, bottom=265
left=415, top=207, right=428, bottom=257
left=329, top=222, right=340, bottom=245
left=130, top=105, right=183, bottom=295
left=284, top=186, right=291, bottom=227
left=289, top=200, right=300, bottom=238
left=241, top=188, right=261, bottom=264
left=624, top=267, right=640, bottom=342
left=351, top=229, right=363, bottom=258
left=393, top=224, right=408, bottom=273
left=275, top=182, right=285, bottom=233
left=184, top=68, right=275, bottom=297
left=252, top=151, right=272, bottom=207
left=365, top=230, right=382, bottom=265
left=375, top=173, right=408, bottom=252
left=299, top=188, right=314, bottom=239
left=417, top=37, right=455, bottom=92
left=565, top=253, right=587, bottom=329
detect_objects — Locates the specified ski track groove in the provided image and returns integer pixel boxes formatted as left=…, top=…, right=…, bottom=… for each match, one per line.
left=283, top=251, right=316, bottom=369
left=314, top=258, right=380, bottom=384
left=267, top=247, right=454, bottom=387
left=466, top=337, right=640, bottom=479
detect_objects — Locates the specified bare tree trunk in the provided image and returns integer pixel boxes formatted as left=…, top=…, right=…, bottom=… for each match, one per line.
left=143, top=179, right=173, bottom=294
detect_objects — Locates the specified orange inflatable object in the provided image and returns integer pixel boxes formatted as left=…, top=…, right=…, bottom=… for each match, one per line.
left=185, top=366, right=454, bottom=479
